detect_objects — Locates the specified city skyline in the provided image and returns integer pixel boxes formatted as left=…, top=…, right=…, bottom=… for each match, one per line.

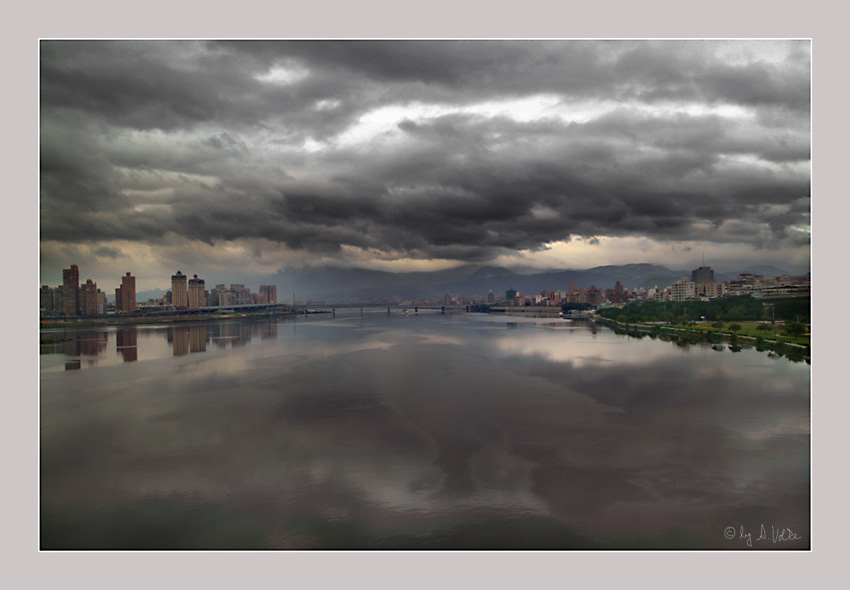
left=40, top=40, right=811, bottom=291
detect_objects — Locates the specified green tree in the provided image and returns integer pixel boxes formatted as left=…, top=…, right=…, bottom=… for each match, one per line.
left=728, top=323, right=742, bottom=332
left=659, top=311, right=676, bottom=324
left=784, top=321, right=806, bottom=337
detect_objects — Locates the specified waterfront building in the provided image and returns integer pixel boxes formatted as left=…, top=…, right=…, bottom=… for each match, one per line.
left=605, top=281, right=626, bottom=304
left=80, top=279, right=98, bottom=315
left=218, top=291, right=236, bottom=306
left=171, top=271, right=189, bottom=308
left=696, top=281, right=724, bottom=299
left=208, top=284, right=226, bottom=307
left=726, top=273, right=765, bottom=297
left=188, top=274, right=205, bottom=310
left=568, top=286, right=604, bottom=305
left=230, top=284, right=251, bottom=305
left=40, top=285, right=56, bottom=311
left=62, top=264, right=80, bottom=316
left=260, top=285, right=277, bottom=304
left=670, top=278, right=696, bottom=301
left=96, top=290, right=108, bottom=315
left=754, top=284, right=811, bottom=299
left=120, top=272, right=136, bottom=313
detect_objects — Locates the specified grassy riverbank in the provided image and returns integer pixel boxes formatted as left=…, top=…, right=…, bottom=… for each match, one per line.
left=657, top=321, right=809, bottom=346
left=597, top=317, right=810, bottom=363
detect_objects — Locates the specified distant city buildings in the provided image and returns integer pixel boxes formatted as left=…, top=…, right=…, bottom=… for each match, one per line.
left=259, top=285, right=277, bottom=304
left=188, top=274, right=205, bottom=310
left=171, top=271, right=189, bottom=309
left=42, top=264, right=278, bottom=317
left=691, top=266, right=714, bottom=284
left=40, top=259, right=806, bottom=318
left=80, top=279, right=98, bottom=315
left=670, top=277, right=696, bottom=302
left=62, top=264, right=80, bottom=317
left=115, top=272, right=136, bottom=313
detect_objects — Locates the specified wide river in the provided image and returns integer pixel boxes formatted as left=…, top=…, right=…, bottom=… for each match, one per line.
left=40, top=310, right=810, bottom=550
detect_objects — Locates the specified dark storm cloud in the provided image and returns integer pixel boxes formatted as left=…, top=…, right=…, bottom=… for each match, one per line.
left=40, top=40, right=810, bottom=264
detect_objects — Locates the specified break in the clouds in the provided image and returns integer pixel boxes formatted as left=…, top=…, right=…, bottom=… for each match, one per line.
left=40, top=40, right=811, bottom=288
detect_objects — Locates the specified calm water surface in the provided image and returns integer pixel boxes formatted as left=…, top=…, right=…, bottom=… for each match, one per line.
left=40, top=310, right=810, bottom=549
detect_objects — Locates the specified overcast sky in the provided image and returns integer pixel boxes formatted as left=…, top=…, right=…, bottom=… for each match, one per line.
left=39, top=40, right=811, bottom=290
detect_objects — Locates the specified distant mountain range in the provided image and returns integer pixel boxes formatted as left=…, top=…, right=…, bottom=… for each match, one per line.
left=122, top=263, right=808, bottom=304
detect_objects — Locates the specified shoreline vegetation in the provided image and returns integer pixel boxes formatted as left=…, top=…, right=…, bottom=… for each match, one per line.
left=591, top=294, right=810, bottom=363
left=596, top=317, right=810, bottom=364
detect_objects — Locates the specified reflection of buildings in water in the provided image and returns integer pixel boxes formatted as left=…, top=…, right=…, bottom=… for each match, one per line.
left=62, top=329, right=109, bottom=357
left=259, top=321, right=278, bottom=340
left=116, top=327, right=138, bottom=363
left=233, top=323, right=251, bottom=347
left=212, top=321, right=252, bottom=347
left=189, top=324, right=207, bottom=353
left=207, top=322, right=233, bottom=349
left=169, top=326, right=190, bottom=356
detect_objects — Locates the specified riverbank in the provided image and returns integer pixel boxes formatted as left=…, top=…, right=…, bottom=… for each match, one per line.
left=40, top=308, right=301, bottom=329
left=597, top=317, right=811, bottom=364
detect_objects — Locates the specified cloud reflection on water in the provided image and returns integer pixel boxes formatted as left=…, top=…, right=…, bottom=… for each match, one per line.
left=40, top=314, right=809, bottom=549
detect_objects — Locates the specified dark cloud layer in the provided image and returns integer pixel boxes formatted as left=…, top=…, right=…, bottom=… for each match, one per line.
left=40, top=40, right=811, bottom=270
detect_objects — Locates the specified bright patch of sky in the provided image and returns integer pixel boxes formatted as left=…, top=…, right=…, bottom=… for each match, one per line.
left=255, top=61, right=310, bottom=85
left=491, top=236, right=810, bottom=274
left=314, top=95, right=755, bottom=151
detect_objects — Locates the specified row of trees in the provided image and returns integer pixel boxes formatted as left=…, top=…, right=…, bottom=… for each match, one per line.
left=595, top=295, right=809, bottom=325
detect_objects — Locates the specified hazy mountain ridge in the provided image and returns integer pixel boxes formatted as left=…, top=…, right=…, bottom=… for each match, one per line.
left=123, top=262, right=805, bottom=303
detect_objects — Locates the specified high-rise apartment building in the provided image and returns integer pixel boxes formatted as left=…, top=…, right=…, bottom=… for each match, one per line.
left=230, top=284, right=251, bottom=305
left=62, top=264, right=80, bottom=316
left=696, top=281, right=724, bottom=299
left=80, top=279, right=98, bottom=315
left=116, top=272, right=137, bottom=313
left=40, top=286, right=55, bottom=311
left=259, top=285, right=277, bottom=304
left=96, top=290, right=108, bottom=315
left=171, top=271, right=189, bottom=308
left=188, top=274, right=205, bottom=309
left=120, top=272, right=136, bottom=313
left=691, top=266, right=715, bottom=284
left=671, top=277, right=696, bottom=301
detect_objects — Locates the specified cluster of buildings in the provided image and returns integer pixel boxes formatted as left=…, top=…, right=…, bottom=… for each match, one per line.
left=40, top=264, right=278, bottom=317
left=495, top=266, right=810, bottom=309
left=647, top=267, right=809, bottom=303
left=164, top=271, right=277, bottom=309
left=40, top=264, right=136, bottom=317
